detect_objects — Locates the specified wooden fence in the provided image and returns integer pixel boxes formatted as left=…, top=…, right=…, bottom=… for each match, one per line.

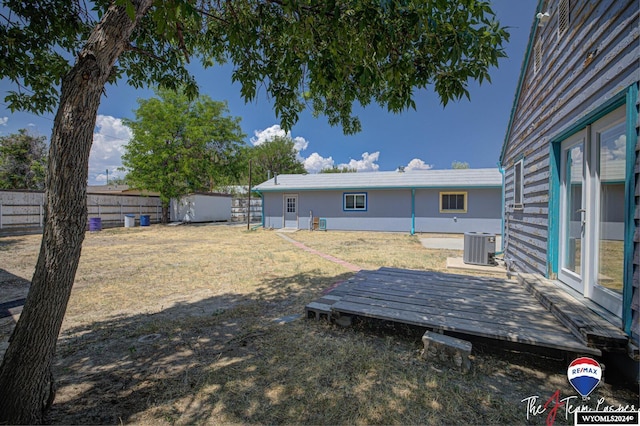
left=0, top=190, right=162, bottom=236
left=0, top=190, right=263, bottom=236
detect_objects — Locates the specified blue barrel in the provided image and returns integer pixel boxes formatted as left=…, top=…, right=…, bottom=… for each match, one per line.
left=140, top=214, right=150, bottom=226
left=89, top=217, right=102, bottom=232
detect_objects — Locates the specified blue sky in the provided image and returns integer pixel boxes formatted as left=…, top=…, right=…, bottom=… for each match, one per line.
left=0, top=0, right=538, bottom=185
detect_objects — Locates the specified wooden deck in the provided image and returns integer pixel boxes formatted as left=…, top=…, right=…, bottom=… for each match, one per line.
left=320, top=267, right=604, bottom=356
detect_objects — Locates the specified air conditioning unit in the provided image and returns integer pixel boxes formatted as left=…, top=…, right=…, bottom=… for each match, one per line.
left=463, top=232, right=496, bottom=266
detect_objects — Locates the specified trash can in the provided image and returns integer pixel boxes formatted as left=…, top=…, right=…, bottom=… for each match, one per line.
left=89, top=217, right=102, bottom=232
left=140, top=214, right=150, bottom=227
left=124, top=214, right=135, bottom=228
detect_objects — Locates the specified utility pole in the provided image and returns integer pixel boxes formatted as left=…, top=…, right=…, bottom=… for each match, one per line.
left=106, top=169, right=109, bottom=185
left=247, top=159, right=252, bottom=230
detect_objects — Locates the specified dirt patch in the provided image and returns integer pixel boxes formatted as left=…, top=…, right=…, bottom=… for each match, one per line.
left=0, top=226, right=637, bottom=425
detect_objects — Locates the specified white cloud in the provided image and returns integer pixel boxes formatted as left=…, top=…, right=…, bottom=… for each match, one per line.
left=304, top=153, right=335, bottom=173
left=337, top=151, right=380, bottom=172
left=251, top=124, right=309, bottom=152
left=601, top=134, right=626, bottom=161
left=89, top=115, right=132, bottom=184
left=405, top=158, right=434, bottom=171
left=0, top=117, right=7, bottom=126
left=251, top=124, right=381, bottom=175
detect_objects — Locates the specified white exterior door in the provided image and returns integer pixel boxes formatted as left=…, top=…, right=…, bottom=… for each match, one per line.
left=558, top=106, right=626, bottom=317
left=559, top=132, right=586, bottom=293
left=284, top=194, right=298, bottom=228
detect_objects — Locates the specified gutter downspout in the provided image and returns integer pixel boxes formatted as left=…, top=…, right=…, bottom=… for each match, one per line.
left=498, top=163, right=518, bottom=278
left=497, top=163, right=505, bottom=255
left=411, top=188, right=415, bottom=235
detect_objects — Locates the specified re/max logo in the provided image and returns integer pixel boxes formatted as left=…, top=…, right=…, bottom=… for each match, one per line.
left=570, top=367, right=600, bottom=375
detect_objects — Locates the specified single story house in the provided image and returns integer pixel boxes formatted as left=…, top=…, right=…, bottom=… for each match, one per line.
left=499, top=0, right=638, bottom=378
left=253, top=168, right=502, bottom=235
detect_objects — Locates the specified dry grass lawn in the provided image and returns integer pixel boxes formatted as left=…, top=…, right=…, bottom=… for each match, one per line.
left=0, top=225, right=636, bottom=425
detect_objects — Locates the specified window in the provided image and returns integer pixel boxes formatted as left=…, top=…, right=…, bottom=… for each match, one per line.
left=558, top=0, right=570, bottom=40
left=514, top=159, right=524, bottom=208
left=286, top=196, right=296, bottom=213
left=533, top=39, right=542, bottom=75
left=344, top=193, right=367, bottom=211
left=439, top=192, right=467, bottom=213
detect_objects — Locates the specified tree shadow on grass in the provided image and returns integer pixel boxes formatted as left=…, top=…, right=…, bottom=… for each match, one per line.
left=0, top=268, right=31, bottom=360
left=45, top=268, right=639, bottom=425
left=47, top=270, right=375, bottom=424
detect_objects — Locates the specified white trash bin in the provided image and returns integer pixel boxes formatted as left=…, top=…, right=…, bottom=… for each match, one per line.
left=124, top=214, right=135, bottom=228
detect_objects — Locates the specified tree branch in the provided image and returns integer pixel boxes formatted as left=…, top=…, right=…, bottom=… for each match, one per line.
left=125, top=44, right=164, bottom=62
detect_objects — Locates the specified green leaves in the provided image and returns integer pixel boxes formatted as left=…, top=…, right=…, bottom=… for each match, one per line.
left=1, top=0, right=509, bottom=133
left=0, top=129, right=48, bottom=190
left=210, top=0, right=509, bottom=132
left=248, top=136, right=306, bottom=184
left=121, top=88, right=245, bottom=204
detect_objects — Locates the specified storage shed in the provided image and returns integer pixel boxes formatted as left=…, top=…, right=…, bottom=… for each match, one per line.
left=253, top=168, right=502, bottom=235
left=170, top=192, right=232, bottom=223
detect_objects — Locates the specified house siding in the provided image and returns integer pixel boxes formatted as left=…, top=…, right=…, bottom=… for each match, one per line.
left=262, top=192, right=284, bottom=229
left=415, top=188, right=502, bottom=234
left=501, top=0, right=639, bottom=344
left=633, top=88, right=639, bottom=344
left=261, top=188, right=501, bottom=234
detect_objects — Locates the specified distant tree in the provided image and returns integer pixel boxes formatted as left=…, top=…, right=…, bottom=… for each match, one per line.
left=320, top=165, right=358, bottom=173
left=451, top=161, right=470, bottom=169
left=108, top=175, right=129, bottom=186
left=249, top=136, right=306, bottom=184
left=0, top=129, right=47, bottom=190
left=121, top=89, right=245, bottom=222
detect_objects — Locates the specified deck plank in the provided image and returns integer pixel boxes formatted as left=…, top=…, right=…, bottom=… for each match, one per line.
left=348, top=277, right=539, bottom=308
left=340, top=294, right=573, bottom=335
left=344, top=289, right=570, bottom=333
left=324, top=268, right=604, bottom=356
left=519, top=274, right=628, bottom=350
left=332, top=299, right=599, bottom=355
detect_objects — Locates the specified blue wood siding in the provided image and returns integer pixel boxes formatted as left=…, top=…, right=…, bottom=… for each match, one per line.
left=414, top=188, right=502, bottom=234
left=261, top=188, right=501, bottom=234
left=500, top=0, right=639, bottom=342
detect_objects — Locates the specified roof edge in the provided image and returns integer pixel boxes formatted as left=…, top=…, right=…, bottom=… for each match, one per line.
left=255, top=184, right=503, bottom=192
left=499, top=0, right=545, bottom=165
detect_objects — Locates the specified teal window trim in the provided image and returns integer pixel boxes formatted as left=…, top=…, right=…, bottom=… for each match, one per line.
left=622, top=83, right=637, bottom=335
left=547, top=142, right=561, bottom=279
left=551, top=90, right=627, bottom=143
left=513, top=158, right=525, bottom=207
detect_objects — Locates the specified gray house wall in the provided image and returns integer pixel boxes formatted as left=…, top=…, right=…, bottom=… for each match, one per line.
left=500, top=0, right=639, bottom=343
left=414, top=187, right=502, bottom=234
left=261, top=187, right=501, bottom=234
left=262, top=192, right=284, bottom=229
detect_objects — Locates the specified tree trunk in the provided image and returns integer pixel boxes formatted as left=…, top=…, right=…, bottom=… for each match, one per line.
left=162, top=201, right=170, bottom=224
left=0, top=1, right=152, bottom=423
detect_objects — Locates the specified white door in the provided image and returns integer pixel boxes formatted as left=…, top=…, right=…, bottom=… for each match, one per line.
left=559, top=132, right=586, bottom=293
left=284, top=194, right=298, bottom=228
left=589, top=107, right=626, bottom=316
left=558, top=106, right=626, bottom=317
